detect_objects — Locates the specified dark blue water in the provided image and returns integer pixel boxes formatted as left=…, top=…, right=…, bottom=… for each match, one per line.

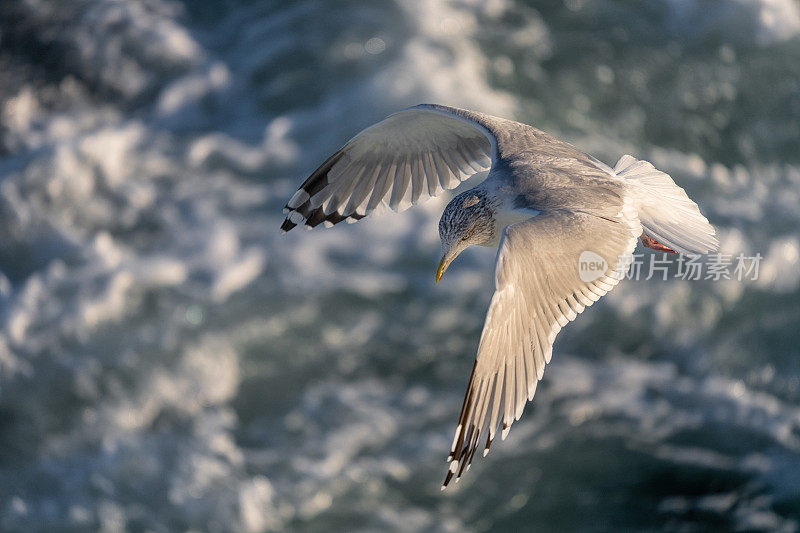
left=1, top=0, right=799, bottom=531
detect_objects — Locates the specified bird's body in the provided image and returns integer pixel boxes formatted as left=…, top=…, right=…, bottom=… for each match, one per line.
left=281, top=104, right=718, bottom=488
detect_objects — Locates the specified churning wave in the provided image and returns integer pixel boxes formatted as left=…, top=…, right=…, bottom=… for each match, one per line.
left=1, top=0, right=799, bottom=531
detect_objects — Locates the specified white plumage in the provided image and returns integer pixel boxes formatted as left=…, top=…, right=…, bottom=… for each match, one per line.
left=281, top=104, right=718, bottom=489
left=614, top=155, right=718, bottom=255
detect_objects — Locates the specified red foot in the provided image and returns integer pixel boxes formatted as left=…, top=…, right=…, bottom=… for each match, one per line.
left=640, top=234, right=676, bottom=253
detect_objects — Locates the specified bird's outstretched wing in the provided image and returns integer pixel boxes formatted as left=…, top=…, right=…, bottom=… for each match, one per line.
left=281, top=104, right=502, bottom=232
left=443, top=208, right=641, bottom=488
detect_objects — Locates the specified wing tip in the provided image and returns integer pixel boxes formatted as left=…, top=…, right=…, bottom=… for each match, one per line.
left=280, top=219, right=297, bottom=233
left=280, top=205, right=366, bottom=233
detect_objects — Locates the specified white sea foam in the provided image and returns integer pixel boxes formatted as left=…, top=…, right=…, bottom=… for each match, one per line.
left=666, top=0, right=800, bottom=45
left=1, top=0, right=798, bottom=530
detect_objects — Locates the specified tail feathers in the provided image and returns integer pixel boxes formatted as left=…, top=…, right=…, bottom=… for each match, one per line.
left=615, top=155, right=718, bottom=255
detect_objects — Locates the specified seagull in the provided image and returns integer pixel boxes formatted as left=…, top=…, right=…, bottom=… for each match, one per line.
left=281, top=104, right=718, bottom=488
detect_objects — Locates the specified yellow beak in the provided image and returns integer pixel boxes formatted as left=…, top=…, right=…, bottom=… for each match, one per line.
left=436, top=255, right=452, bottom=284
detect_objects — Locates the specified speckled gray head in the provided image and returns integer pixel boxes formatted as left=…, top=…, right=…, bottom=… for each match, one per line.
left=436, top=189, right=498, bottom=283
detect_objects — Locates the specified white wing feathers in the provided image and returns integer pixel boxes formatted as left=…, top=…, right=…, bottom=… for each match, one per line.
left=442, top=209, right=641, bottom=488
left=280, top=105, right=495, bottom=232
left=614, top=155, right=718, bottom=254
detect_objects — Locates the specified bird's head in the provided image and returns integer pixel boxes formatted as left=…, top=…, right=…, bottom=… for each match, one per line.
left=436, top=190, right=497, bottom=284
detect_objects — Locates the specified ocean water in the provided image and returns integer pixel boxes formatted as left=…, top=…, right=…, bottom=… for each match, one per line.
left=1, top=0, right=799, bottom=531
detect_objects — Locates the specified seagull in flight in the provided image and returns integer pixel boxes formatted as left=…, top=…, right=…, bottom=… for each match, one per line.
left=281, top=104, right=718, bottom=488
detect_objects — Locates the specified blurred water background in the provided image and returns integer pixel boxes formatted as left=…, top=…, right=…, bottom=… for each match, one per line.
left=1, top=0, right=800, bottom=531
